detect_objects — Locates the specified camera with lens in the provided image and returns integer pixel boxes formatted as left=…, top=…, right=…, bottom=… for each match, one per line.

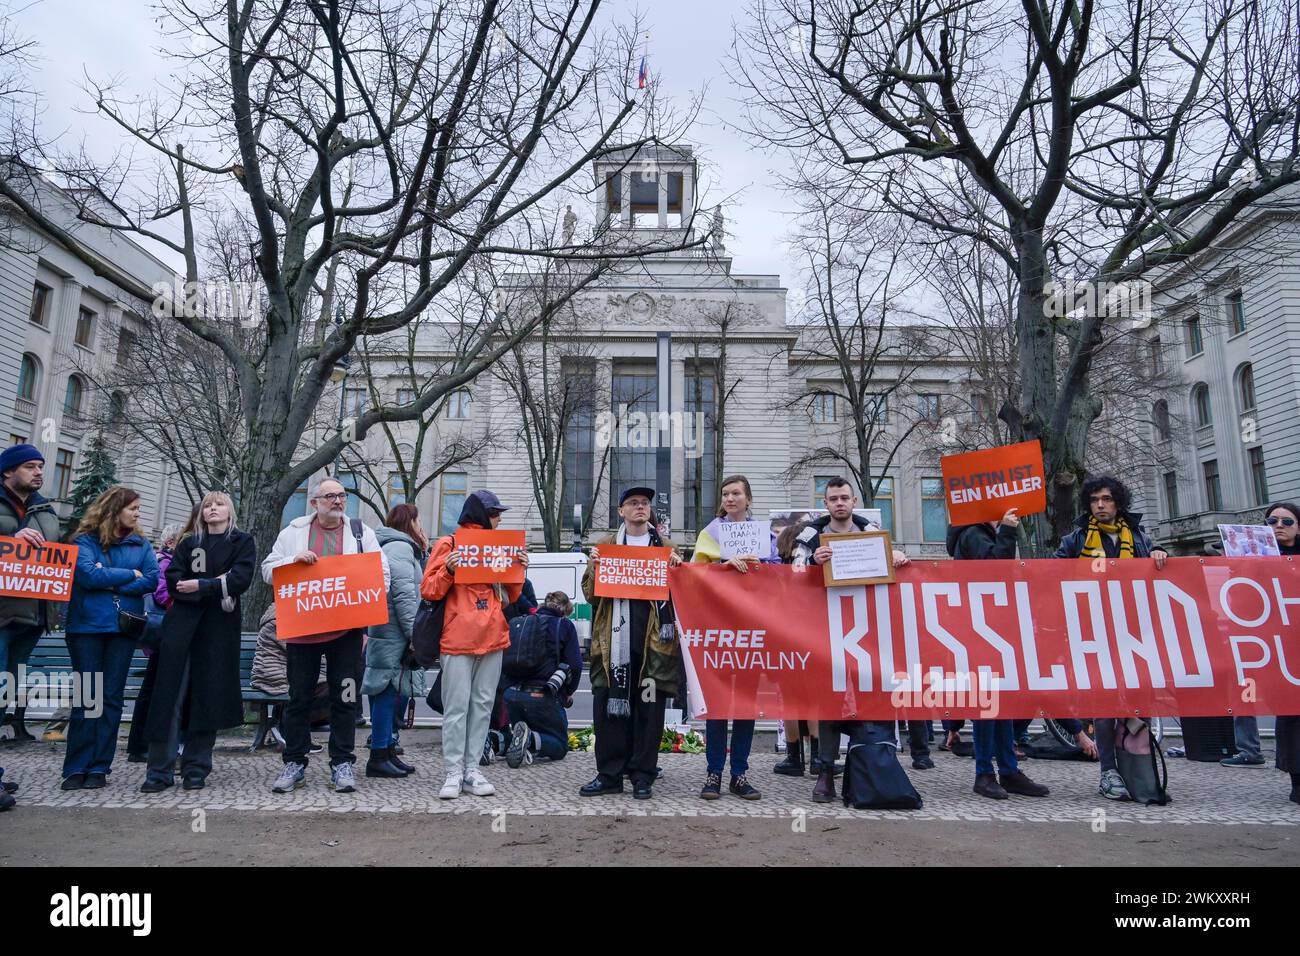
left=545, top=662, right=572, bottom=696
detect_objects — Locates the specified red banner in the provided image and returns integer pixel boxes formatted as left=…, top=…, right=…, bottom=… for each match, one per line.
left=669, top=558, right=1300, bottom=720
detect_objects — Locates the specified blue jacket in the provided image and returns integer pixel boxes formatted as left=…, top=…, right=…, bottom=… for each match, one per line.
left=65, top=532, right=160, bottom=634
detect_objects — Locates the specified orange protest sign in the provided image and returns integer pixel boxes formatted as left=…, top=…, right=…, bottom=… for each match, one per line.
left=594, top=544, right=671, bottom=600
left=272, top=552, right=389, bottom=639
left=940, top=439, right=1047, bottom=526
left=0, top=536, right=78, bottom=601
left=453, top=529, right=527, bottom=584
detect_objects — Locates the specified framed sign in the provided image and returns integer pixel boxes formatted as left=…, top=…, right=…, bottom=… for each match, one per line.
left=820, top=531, right=896, bottom=587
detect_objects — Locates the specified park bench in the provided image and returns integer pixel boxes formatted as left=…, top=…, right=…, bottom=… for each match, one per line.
left=19, top=632, right=288, bottom=753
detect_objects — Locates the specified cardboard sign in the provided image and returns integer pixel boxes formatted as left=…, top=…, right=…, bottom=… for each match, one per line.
left=718, top=520, right=772, bottom=560
left=940, top=440, right=1047, bottom=526
left=272, top=552, right=389, bottom=639
left=820, top=531, right=895, bottom=586
left=452, top=529, right=527, bottom=584
left=0, top=536, right=78, bottom=601
left=1218, top=525, right=1281, bottom=557
left=594, top=544, right=671, bottom=600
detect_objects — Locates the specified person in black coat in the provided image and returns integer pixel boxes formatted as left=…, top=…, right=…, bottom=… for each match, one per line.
left=1264, top=502, right=1300, bottom=804
left=141, top=492, right=257, bottom=792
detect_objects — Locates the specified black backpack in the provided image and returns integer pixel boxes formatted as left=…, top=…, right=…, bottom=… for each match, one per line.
left=411, top=534, right=453, bottom=668
left=502, top=613, right=554, bottom=681
left=842, top=739, right=924, bottom=811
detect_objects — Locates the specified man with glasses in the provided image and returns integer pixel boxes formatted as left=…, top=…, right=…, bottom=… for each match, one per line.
left=262, top=476, right=390, bottom=794
left=1054, top=475, right=1168, bottom=800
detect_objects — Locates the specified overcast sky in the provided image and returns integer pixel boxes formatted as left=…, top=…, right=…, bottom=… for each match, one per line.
left=20, top=0, right=799, bottom=286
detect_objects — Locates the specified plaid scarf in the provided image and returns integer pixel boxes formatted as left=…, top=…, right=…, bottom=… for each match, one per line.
left=1080, top=515, right=1135, bottom=559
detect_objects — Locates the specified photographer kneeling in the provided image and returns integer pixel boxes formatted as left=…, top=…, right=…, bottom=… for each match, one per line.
left=503, top=591, right=583, bottom=768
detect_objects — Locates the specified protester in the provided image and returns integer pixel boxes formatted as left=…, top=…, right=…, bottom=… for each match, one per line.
left=772, top=521, right=817, bottom=776
left=802, top=477, right=912, bottom=801
left=503, top=590, right=582, bottom=768
left=140, top=492, right=256, bottom=792
left=580, top=486, right=682, bottom=800
left=946, top=507, right=1050, bottom=800
left=61, top=487, right=159, bottom=790
left=691, top=474, right=775, bottom=800
left=1053, top=475, right=1168, bottom=800
left=482, top=578, right=540, bottom=764
left=362, top=504, right=428, bottom=779
left=262, top=476, right=390, bottom=794
left=126, top=515, right=195, bottom=763
left=421, top=490, right=527, bottom=800
left=0, top=444, right=61, bottom=751
left=1263, top=502, right=1300, bottom=804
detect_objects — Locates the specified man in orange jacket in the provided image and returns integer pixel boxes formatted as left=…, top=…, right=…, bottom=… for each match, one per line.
left=421, top=490, right=529, bottom=800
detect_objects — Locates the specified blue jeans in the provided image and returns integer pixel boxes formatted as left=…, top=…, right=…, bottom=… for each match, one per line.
left=1234, top=715, right=1261, bottom=759
left=706, top=719, right=755, bottom=777
left=0, top=622, right=43, bottom=711
left=63, top=632, right=137, bottom=777
left=972, top=719, right=1018, bottom=776
left=504, top=687, right=569, bottom=760
left=369, top=686, right=398, bottom=749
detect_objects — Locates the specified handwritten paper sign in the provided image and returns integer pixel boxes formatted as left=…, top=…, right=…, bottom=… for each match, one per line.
left=0, top=536, right=78, bottom=601
left=718, top=520, right=771, bottom=560
left=272, top=552, right=389, bottom=639
left=453, top=529, right=527, bottom=584
left=940, top=440, right=1047, bottom=525
left=594, top=544, right=671, bottom=600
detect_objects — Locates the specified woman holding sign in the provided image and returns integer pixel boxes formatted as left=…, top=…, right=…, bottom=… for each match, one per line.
left=141, top=492, right=256, bottom=792
left=1265, top=502, right=1300, bottom=805
left=61, top=487, right=159, bottom=791
left=691, top=475, right=777, bottom=801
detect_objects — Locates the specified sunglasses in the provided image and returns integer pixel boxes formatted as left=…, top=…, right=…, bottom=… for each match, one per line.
left=1267, top=516, right=1296, bottom=527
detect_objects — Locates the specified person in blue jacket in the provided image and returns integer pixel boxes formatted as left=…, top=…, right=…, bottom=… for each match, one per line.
left=61, top=486, right=159, bottom=790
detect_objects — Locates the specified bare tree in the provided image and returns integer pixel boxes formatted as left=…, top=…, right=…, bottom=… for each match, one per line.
left=736, top=0, right=1300, bottom=540
left=2, top=1, right=707, bottom=621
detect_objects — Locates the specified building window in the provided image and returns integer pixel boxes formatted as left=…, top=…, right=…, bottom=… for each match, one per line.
left=54, top=449, right=74, bottom=499
left=439, top=472, right=468, bottom=537
left=604, top=170, right=684, bottom=216
left=387, top=472, right=407, bottom=508
left=1248, top=447, right=1269, bottom=505
left=1202, top=459, right=1222, bottom=512
left=916, top=393, right=941, bottom=421
left=17, top=354, right=39, bottom=402
left=810, top=392, right=836, bottom=424
left=281, top=485, right=308, bottom=529
left=608, top=365, right=657, bottom=526
left=108, top=391, right=128, bottom=427
left=63, top=376, right=85, bottom=417
left=1226, top=289, right=1246, bottom=335
left=1237, top=364, right=1256, bottom=412
left=1153, top=400, right=1171, bottom=442
left=336, top=471, right=361, bottom=520
left=447, top=389, right=472, bottom=420
left=29, top=282, right=51, bottom=327
left=75, top=307, right=96, bottom=349
left=813, top=475, right=839, bottom=505
left=1148, top=335, right=1163, bottom=375
left=8, top=433, right=28, bottom=446
left=1192, top=383, right=1212, bottom=427
left=115, top=329, right=138, bottom=366
left=396, top=387, right=417, bottom=406
left=342, top=387, right=367, bottom=418
left=561, top=368, right=596, bottom=529
left=972, top=392, right=995, bottom=423
left=871, top=477, right=894, bottom=535
left=1184, top=314, right=1202, bottom=357
left=1163, top=472, right=1180, bottom=519
left=683, top=364, right=718, bottom=532
left=866, top=393, right=888, bottom=425
left=921, top=477, right=946, bottom=542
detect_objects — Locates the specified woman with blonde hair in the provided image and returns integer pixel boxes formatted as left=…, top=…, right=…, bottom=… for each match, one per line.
left=140, top=491, right=257, bottom=792
left=62, top=486, right=159, bottom=790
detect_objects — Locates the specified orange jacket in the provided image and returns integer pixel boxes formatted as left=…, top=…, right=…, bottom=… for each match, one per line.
left=419, top=525, right=523, bottom=657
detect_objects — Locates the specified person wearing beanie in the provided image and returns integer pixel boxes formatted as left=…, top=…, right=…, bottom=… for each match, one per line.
left=0, top=444, right=61, bottom=786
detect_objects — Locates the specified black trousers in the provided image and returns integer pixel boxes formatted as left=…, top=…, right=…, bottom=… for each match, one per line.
left=817, top=720, right=895, bottom=763
left=126, top=652, right=160, bottom=758
left=901, top=720, right=930, bottom=758
left=592, top=678, right=667, bottom=787
left=283, top=631, right=363, bottom=767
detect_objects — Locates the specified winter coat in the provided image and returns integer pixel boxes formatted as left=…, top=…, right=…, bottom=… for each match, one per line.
left=153, top=549, right=175, bottom=609
left=362, top=527, right=429, bottom=698
left=146, top=530, right=257, bottom=736
left=419, top=495, right=523, bottom=657
left=65, top=532, right=159, bottom=634
left=790, top=512, right=875, bottom=563
left=0, top=487, right=65, bottom=630
left=945, top=522, right=1019, bottom=561
left=1053, top=511, right=1158, bottom=559
left=505, top=606, right=583, bottom=696
left=250, top=604, right=288, bottom=696
left=582, top=531, right=680, bottom=697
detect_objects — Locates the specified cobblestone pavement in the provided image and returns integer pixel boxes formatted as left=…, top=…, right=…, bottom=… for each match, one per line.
left=2, top=730, right=1297, bottom=826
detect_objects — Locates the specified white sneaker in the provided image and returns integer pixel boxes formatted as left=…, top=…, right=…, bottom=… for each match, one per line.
left=462, top=768, right=495, bottom=796
left=439, top=771, right=462, bottom=800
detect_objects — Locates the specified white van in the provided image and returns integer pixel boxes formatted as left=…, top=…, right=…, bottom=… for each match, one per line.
left=525, top=551, right=592, bottom=653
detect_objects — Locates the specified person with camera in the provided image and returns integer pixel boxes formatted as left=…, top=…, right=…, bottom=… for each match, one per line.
left=503, top=591, right=583, bottom=768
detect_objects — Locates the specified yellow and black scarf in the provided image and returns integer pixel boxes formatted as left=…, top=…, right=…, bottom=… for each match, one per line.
left=1080, top=515, right=1135, bottom=559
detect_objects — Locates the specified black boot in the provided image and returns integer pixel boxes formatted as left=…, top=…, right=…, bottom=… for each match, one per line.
left=365, top=747, right=408, bottom=778
left=812, top=767, right=836, bottom=803
left=389, top=749, right=416, bottom=774
left=774, top=737, right=805, bottom=776
left=808, top=736, right=822, bottom=774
